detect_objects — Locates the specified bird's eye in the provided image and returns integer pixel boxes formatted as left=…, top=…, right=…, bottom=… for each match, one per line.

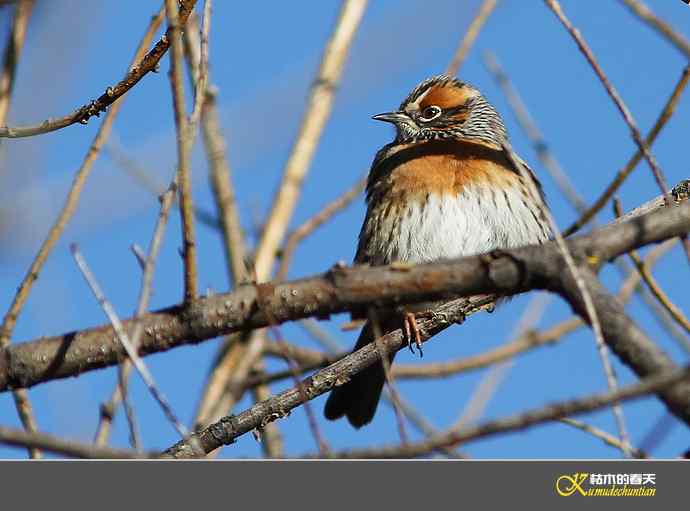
left=419, top=105, right=441, bottom=122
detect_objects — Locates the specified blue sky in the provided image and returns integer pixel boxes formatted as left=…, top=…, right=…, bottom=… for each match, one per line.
left=1, top=0, right=689, bottom=458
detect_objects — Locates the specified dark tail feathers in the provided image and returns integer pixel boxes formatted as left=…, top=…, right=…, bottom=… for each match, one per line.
left=324, top=321, right=395, bottom=428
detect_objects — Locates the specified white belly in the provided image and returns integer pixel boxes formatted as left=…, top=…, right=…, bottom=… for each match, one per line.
left=364, top=183, right=549, bottom=265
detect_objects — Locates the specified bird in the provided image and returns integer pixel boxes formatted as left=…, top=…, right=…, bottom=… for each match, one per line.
left=323, top=74, right=552, bottom=429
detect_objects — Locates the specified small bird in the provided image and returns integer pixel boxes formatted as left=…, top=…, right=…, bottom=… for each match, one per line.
left=324, top=75, right=552, bottom=428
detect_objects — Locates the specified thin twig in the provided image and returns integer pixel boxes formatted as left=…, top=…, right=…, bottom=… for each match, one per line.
left=105, top=138, right=220, bottom=230
left=502, top=139, right=633, bottom=457
left=628, top=251, right=690, bottom=337
left=445, top=0, right=498, bottom=76
left=131, top=243, right=148, bottom=270
left=484, top=52, right=690, bottom=349
left=116, top=363, right=142, bottom=450
left=305, top=366, right=690, bottom=459
left=183, top=11, right=248, bottom=284
left=0, top=0, right=199, bottom=138
left=0, top=425, right=153, bottom=459
left=187, top=0, right=212, bottom=129
left=297, top=318, right=463, bottom=458
left=166, top=0, right=198, bottom=303
left=564, top=66, right=690, bottom=236
left=368, top=309, right=409, bottom=445
left=453, top=294, right=551, bottom=429
left=545, top=0, right=670, bottom=196
left=0, top=3, right=167, bottom=460
left=619, top=0, right=690, bottom=59
left=276, top=176, right=365, bottom=281
left=71, top=244, right=193, bottom=442
left=559, top=418, right=647, bottom=458
left=94, top=179, right=178, bottom=446
left=182, top=10, right=280, bottom=455
left=0, top=0, right=34, bottom=126
left=255, top=319, right=575, bottom=385
left=394, top=320, right=574, bottom=378
left=253, top=0, right=368, bottom=280
left=482, top=50, right=587, bottom=214
left=545, top=0, right=690, bottom=266
left=613, top=198, right=690, bottom=342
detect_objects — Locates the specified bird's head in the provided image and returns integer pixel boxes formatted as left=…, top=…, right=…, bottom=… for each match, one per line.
left=372, top=74, right=507, bottom=148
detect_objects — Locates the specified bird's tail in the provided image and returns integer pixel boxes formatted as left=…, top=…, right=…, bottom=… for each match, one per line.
left=324, top=321, right=395, bottom=428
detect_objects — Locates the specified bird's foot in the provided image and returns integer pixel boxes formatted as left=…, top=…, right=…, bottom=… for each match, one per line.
left=403, top=311, right=425, bottom=358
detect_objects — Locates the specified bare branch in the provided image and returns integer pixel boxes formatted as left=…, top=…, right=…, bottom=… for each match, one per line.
left=619, top=0, right=690, bottom=60
left=94, top=179, right=178, bottom=446
left=166, top=0, right=199, bottom=303
left=0, top=426, right=152, bottom=459
left=564, top=66, right=690, bottom=236
left=613, top=198, right=690, bottom=341
left=165, top=262, right=690, bottom=457
left=191, top=0, right=368, bottom=454
left=0, top=4, right=166, bottom=459
left=484, top=52, right=690, bottom=349
left=558, top=418, right=647, bottom=459
left=253, top=0, right=368, bottom=281
left=452, top=294, right=551, bottom=429
left=503, top=139, right=633, bottom=456
left=183, top=13, right=248, bottom=285
left=545, top=0, right=670, bottom=197
left=310, top=366, right=689, bottom=459
left=251, top=238, right=676, bottom=387
left=71, top=245, right=191, bottom=441
left=276, top=176, right=366, bottom=281
left=445, top=0, right=498, bottom=76
left=0, top=0, right=199, bottom=138
left=0, top=0, right=34, bottom=126
left=1, top=191, right=688, bottom=396
left=164, top=297, right=492, bottom=457
left=482, top=51, right=587, bottom=214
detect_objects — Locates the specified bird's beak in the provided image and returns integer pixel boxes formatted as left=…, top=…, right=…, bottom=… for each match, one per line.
left=371, top=111, right=409, bottom=124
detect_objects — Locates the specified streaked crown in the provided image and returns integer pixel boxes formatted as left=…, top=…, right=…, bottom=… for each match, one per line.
left=373, top=74, right=507, bottom=147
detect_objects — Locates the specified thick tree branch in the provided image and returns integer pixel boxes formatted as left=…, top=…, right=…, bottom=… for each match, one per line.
left=251, top=238, right=676, bottom=388
left=560, top=267, right=690, bottom=423
left=0, top=187, right=686, bottom=393
left=162, top=281, right=690, bottom=458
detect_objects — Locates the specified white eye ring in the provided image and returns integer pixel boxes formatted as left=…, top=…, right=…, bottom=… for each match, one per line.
left=419, top=105, right=441, bottom=122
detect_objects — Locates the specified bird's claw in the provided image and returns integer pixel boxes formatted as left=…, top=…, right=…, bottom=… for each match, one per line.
left=403, top=312, right=423, bottom=358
